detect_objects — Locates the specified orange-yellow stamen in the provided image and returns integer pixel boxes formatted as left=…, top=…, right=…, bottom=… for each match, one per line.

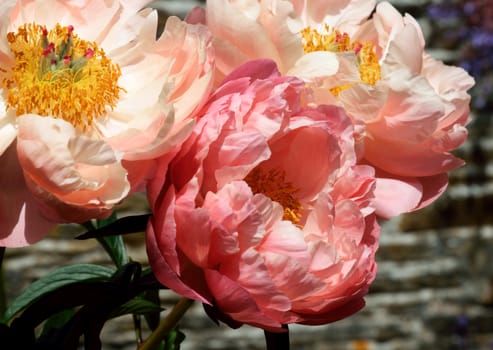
left=301, top=25, right=381, bottom=96
left=2, top=23, right=123, bottom=130
left=245, top=167, right=303, bottom=224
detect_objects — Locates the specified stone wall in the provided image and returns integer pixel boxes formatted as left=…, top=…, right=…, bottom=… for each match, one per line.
left=4, top=1, right=492, bottom=349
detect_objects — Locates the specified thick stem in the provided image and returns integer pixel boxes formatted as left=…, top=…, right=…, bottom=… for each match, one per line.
left=138, top=297, right=194, bottom=350
left=264, top=324, right=290, bottom=350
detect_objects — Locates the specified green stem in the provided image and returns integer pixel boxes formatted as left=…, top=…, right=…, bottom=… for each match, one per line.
left=81, top=221, right=96, bottom=232
left=139, top=297, right=194, bottom=350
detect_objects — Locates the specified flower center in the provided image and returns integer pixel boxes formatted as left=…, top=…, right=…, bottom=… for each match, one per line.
left=301, top=25, right=381, bottom=96
left=245, top=167, right=303, bottom=224
left=2, top=23, right=123, bottom=130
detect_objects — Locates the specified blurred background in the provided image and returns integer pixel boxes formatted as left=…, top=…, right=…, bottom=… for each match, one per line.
left=4, top=0, right=493, bottom=349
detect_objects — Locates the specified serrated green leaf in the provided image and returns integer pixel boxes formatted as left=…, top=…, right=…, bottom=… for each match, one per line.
left=109, top=298, right=163, bottom=319
left=3, top=264, right=114, bottom=323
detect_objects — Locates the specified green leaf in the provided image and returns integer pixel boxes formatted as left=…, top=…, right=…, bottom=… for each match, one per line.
left=108, top=297, right=163, bottom=319
left=143, top=289, right=162, bottom=331
left=96, top=211, right=118, bottom=228
left=164, top=328, right=186, bottom=350
left=97, top=236, right=129, bottom=268
left=2, top=264, right=114, bottom=323
left=77, top=214, right=150, bottom=240
left=96, top=213, right=129, bottom=268
left=40, top=308, right=75, bottom=336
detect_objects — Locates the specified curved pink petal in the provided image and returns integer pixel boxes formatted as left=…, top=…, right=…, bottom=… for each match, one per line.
left=205, top=269, right=285, bottom=331
left=422, top=55, right=475, bottom=130
left=16, top=115, right=129, bottom=223
left=9, top=0, right=121, bottom=43
left=373, top=176, right=422, bottom=219
left=0, top=143, right=54, bottom=247
left=413, top=173, right=449, bottom=211
left=0, top=109, right=17, bottom=156
left=291, top=0, right=376, bottom=35
left=364, top=134, right=465, bottom=178
left=205, top=0, right=303, bottom=79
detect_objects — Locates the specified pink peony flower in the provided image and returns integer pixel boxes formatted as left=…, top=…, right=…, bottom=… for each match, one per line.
left=341, top=2, right=475, bottom=217
left=147, top=60, right=379, bottom=330
left=187, top=0, right=374, bottom=85
left=0, top=0, right=214, bottom=246
left=190, top=0, right=474, bottom=218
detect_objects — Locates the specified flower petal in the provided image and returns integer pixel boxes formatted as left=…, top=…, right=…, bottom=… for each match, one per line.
left=0, top=143, right=54, bottom=247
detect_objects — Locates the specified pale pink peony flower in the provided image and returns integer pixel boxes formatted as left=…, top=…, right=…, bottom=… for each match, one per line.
left=147, top=60, right=379, bottom=330
left=191, top=0, right=474, bottom=218
left=187, top=0, right=374, bottom=85
left=0, top=0, right=214, bottom=246
left=340, top=2, right=475, bottom=217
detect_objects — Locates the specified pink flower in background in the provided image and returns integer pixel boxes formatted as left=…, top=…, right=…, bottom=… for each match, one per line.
left=0, top=0, right=214, bottom=246
left=282, top=0, right=474, bottom=217
left=190, top=0, right=474, bottom=218
left=186, top=0, right=302, bottom=83
left=147, top=60, right=379, bottom=330
left=187, top=0, right=374, bottom=87
left=342, top=2, right=475, bottom=217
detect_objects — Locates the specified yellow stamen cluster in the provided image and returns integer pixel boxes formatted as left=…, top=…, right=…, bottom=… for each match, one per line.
left=3, top=23, right=123, bottom=130
left=357, top=41, right=381, bottom=86
left=245, top=167, right=303, bottom=225
left=301, top=25, right=381, bottom=96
